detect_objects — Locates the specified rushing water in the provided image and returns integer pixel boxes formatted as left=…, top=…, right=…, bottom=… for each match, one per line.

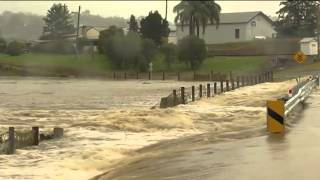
left=0, top=77, right=296, bottom=180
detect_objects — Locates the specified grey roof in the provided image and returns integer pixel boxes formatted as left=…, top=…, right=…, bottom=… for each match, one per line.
left=220, top=11, right=272, bottom=24
left=300, top=37, right=317, bottom=43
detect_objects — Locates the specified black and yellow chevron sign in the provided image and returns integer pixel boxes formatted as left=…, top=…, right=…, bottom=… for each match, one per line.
left=267, top=100, right=285, bottom=133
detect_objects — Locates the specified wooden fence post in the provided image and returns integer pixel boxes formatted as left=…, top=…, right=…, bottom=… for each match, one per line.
left=178, top=72, right=180, bottom=81
left=113, top=72, right=116, bottom=80
left=173, top=90, right=177, bottom=106
left=271, top=71, right=274, bottom=82
left=181, top=87, right=185, bottom=104
left=220, top=80, right=224, bottom=93
left=148, top=72, right=151, bottom=80
left=229, top=71, right=233, bottom=80
left=214, top=82, right=217, bottom=94
left=53, top=127, right=64, bottom=138
left=211, top=70, right=213, bottom=81
left=199, top=84, right=203, bottom=98
left=226, top=80, right=230, bottom=91
left=192, top=86, right=195, bottom=101
left=255, top=75, right=258, bottom=84
left=32, top=127, right=39, bottom=145
left=124, top=72, right=127, bottom=80
left=136, top=72, right=139, bottom=79
left=231, top=79, right=235, bottom=90
left=241, top=76, right=245, bottom=87
left=8, top=127, right=15, bottom=154
left=236, top=76, right=240, bottom=88
left=162, top=72, right=165, bottom=80
left=193, top=71, right=196, bottom=81
left=207, top=83, right=211, bottom=97
left=258, top=74, right=261, bottom=83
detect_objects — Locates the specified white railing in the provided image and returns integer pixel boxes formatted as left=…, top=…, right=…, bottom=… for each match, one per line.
left=284, top=77, right=318, bottom=116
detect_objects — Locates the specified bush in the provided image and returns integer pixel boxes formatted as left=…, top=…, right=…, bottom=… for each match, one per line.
left=98, top=26, right=124, bottom=54
left=0, top=38, right=6, bottom=53
left=161, top=43, right=177, bottom=69
left=31, top=40, right=75, bottom=54
left=178, top=35, right=207, bottom=70
left=6, top=41, right=26, bottom=56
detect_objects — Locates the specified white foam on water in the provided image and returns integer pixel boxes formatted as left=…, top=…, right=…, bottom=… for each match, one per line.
left=0, top=78, right=297, bottom=179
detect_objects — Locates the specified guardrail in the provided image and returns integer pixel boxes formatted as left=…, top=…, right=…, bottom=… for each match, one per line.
left=267, top=75, right=319, bottom=133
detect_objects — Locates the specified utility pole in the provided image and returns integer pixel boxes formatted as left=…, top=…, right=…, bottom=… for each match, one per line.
left=76, top=5, right=81, bottom=39
left=165, top=0, right=168, bottom=20
left=317, top=6, right=320, bottom=59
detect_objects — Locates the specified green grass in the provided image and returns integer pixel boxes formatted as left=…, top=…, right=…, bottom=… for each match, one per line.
left=152, top=55, right=268, bottom=74
left=274, top=62, right=320, bottom=81
left=0, top=53, right=268, bottom=77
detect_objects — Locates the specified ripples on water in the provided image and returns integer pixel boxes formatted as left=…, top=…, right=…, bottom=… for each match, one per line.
left=0, top=77, right=296, bottom=179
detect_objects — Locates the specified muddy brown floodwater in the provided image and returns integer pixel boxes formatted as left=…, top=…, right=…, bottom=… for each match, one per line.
left=0, top=76, right=296, bottom=180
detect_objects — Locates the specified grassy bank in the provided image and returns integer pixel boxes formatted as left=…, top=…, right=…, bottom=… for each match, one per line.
left=0, top=53, right=268, bottom=77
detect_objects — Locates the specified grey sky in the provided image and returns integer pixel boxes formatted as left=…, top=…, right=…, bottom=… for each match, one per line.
left=0, top=1, right=281, bottom=22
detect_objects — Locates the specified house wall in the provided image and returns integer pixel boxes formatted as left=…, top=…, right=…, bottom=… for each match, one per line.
left=176, top=14, right=276, bottom=44
left=176, top=23, right=248, bottom=44
left=300, top=41, right=318, bottom=55
left=246, top=14, right=277, bottom=40
left=85, top=29, right=100, bottom=40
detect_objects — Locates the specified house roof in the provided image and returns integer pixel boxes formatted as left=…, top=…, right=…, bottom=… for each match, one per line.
left=219, top=11, right=273, bottom=24
left=300, top=37, right=317, bottom=43
left=175, top=11, right=274, bottom=26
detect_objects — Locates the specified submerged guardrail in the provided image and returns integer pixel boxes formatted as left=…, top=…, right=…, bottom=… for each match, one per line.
left=267, top=75, right=319, bottom=133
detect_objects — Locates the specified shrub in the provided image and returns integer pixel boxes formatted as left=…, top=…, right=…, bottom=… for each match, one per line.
left=161, top=43, right=177, bottom=69
left=31, top=40, right=75, bottom=54
left=6, top=41, right=26, bottom=56
left=98, top=26, right=124, bottom=54
left=178, top=35, right=207, bottom=70
left=0, top=38, right=6, bottom=53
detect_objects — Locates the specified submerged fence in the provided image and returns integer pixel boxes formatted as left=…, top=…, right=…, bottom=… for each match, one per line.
left=0, top=127, right=64, bottom=154
left=160, top=71, right=273, bottom=108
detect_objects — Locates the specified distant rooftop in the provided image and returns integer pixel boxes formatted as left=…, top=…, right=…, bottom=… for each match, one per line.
left=219, top=11, right=273, bottom=24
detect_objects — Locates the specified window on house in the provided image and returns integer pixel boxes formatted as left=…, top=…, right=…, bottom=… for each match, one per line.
left=251, top=21, right=256, bottom=27
left=235, top=29, right=240, bottom=39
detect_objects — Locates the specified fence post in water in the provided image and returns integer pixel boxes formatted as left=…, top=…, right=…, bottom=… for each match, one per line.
left=211, top=70, right=214, bottom=81
left=241, top=76, right=245, bottom=87
left=173, top=90, right=177, bottom=106
left=53, top=127, right=64, bottom=138
left=214, top=82, right=217, bottom=94
left=178, top=72, right=180, bottom=81
left=207, top=83, right=211, bottom=97
left=8, top=127, right=15, bottom=154
left=148, top=72, right=151, bottom=80
left=226, top=80, right=230, bottom=91
left=199, top=84, right=203, bottom=98
left=258, top=74, right=261, bottom=83
left=191, top=86, right=195, bottom=101
left=193, top=71, right=196, bottom=81
left=124, top=72, right=127, bottom=80
left=229, top=71, right=233, bottom=80
left=255, top=75, right=258, bottom=84
left=236, top=76, right=240, bottom=88
left=271, top=71, right=274, bottom=82
left=113, top=72, right=116, bottom=80
left=162, top=72, right=165, bottom=80
left=181, top=87, right=185, bottom=104
left=32, top=127, right=39, bottom=145
left=136, top=72, right=139, bottom=79
left=220, top=80, right=224, bottom=93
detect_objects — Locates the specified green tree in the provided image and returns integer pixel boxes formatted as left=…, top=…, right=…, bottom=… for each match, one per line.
left=42, top=3, right=75, bottom=40
left=178, top=35, right=207, bottom=70
left=140, top=11, right=170, bottom=45
left=128, top=15, right=139, bottom=33
left=6, top=41, right=25, bottom=56
left=0, top=37, right=6, bottom=53
left=161, top=43, right=177, bottom=69
left=174, top=0, right=221, bottom=37
left=276, top=1, right=320, bottom=37
left=98, top=26, right=124, bottom=53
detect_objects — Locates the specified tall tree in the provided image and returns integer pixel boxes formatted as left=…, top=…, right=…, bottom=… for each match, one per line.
left=128, top=15, right=139, bottom=33
left=276, top=0, right=320, bottom=37
left=174, top=0, right=221, bottom=37
left=42, top=3, right=75, bottom=40
left=140, top=11, right=170, bottom=45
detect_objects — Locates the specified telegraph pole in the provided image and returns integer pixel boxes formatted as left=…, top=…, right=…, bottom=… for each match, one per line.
left=165, top=0, right=168, bottom=20
left=76, top=5, right=81, bottom=39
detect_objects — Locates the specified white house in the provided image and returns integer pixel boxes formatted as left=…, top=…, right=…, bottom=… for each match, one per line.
left=300, top=37, right=318, bottom=56
left=176, top=11, right=277, bottom=44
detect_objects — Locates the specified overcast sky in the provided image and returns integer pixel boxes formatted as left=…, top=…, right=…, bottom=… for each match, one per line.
left=0, top=1, right=281, bottom=22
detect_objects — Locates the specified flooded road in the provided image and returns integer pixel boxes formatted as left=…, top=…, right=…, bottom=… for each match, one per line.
left=95, top=88, right=320, bottom=180
left=0, top=77, right=296, bottom=179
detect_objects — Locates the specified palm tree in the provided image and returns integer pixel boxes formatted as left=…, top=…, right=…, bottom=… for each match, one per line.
left=173, top=0, right=221, bottom=37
